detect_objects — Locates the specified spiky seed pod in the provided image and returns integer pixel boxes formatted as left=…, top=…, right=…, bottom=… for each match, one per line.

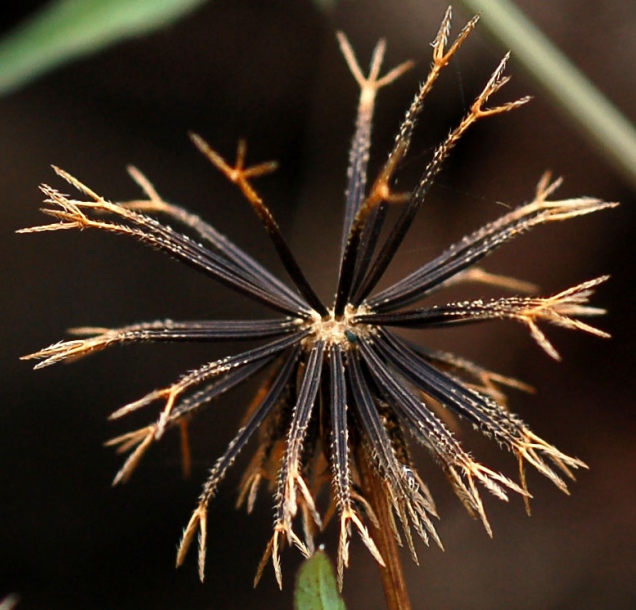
left=22, top=7, right=615, bottom=595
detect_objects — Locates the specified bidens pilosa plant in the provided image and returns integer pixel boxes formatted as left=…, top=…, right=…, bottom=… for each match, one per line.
left=22, top=7, right=615, bottom=596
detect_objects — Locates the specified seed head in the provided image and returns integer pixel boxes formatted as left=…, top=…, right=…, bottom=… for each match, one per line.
left=21, top=7, right=616, bottom=594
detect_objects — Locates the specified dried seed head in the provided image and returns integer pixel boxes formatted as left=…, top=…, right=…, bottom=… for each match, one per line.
left=21, top=7, right=615, bottom=597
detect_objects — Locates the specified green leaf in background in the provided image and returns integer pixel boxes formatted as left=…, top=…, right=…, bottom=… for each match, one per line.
left=457, top=0, right=636, bottom=190
left=0, top=0, right=207, bottom=95
left=0, top=594, right=19, bottom=610
left=294, top=550, right=347, bottom=610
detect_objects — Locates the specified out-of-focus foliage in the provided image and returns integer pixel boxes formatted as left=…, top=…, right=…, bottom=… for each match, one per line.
left=295, top=551, right=347, bottom=610
left=1, top=0, right=635, bottom=188
left=0, top=0, right=206, bottom=95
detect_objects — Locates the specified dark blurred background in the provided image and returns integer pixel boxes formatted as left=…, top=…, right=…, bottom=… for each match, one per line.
left=1, top=1, right=634, bottom=608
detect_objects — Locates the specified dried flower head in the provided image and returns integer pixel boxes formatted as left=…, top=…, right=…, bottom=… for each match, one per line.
left=21, top=8, right=615, bottom=593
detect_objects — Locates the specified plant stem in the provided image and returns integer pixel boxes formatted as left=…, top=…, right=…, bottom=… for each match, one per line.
left=358, top=451, right=413, bottom=610
left=458, top=0, right=636, bottom=190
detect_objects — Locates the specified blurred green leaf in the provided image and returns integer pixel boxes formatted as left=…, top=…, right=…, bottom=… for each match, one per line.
left=294, top=550, right=347, bottom=610
left=0, top=594, right=19, bottom=610
left=0, top=0, right=207, bottom=95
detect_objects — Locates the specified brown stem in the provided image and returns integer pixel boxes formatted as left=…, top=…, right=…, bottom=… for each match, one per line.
left=179, top=419, right=192, bottom=479
left=358, top=451, right=412, bottom=610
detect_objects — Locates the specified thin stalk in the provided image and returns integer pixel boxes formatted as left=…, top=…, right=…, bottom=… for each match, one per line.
left=357, top=447, right=413, bottom=610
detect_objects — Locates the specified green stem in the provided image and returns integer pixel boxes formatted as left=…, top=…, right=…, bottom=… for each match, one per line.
left=458, top=0, right=636, bottom=190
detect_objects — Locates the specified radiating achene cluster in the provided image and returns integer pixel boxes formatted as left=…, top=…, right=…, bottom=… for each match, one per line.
left=22, top=8, right=615, bottom=590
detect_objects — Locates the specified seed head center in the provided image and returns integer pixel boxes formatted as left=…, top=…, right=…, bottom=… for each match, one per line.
left=305, top=304, right=371, bottom=348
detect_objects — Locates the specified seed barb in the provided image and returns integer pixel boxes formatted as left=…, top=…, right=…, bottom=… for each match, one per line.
left=190, top=133, right=328, bottom=317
